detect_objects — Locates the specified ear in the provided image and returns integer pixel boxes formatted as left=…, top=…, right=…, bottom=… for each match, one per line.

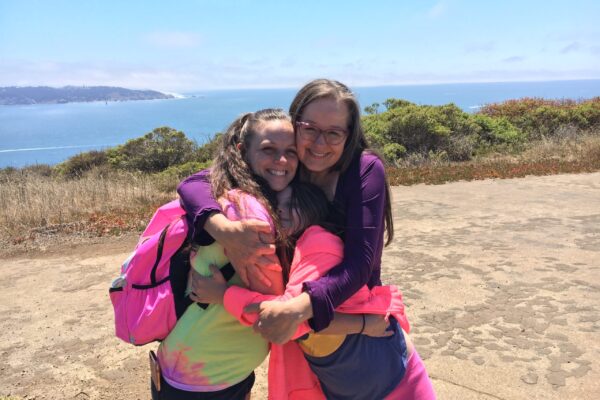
left=237, top=143, right=243, bottom=151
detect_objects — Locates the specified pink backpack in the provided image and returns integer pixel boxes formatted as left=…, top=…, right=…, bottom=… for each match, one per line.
left=109, top=200, right=192, bottom=345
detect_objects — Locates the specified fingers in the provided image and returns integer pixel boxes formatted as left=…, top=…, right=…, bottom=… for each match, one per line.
left=247, top=264, right=272, bottom=287
left=189, top=268, right=203, bottom=289
left=237, top=266, right=250, bottom=287
left=257, top=231, right=276, bottom=245
left=209, top=265, right=226, bottom=283
left=252, top=319, right=262, bottom=334
left=245, top=219, right=273, bottom=233
left=257, top=254, right=282, bottom=271
left=254, top=242, right=277, bottom=255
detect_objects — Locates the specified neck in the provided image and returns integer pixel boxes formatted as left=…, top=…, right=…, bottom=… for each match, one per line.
left=301, top=167, right=338, bottom=201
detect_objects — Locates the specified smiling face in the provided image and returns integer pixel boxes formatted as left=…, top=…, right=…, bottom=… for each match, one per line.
left=245, top=119, right=298, bottom=192
left=295, top=97, right=349, bottom=176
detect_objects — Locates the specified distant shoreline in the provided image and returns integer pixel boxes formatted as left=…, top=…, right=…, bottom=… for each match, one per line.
left=0, top=85, right=175, bottom=106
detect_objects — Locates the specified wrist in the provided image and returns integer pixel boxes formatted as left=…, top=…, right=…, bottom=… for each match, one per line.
left=216, top=287, right=227, bottom=304
left=289, top=292, right=313, bottom=322
left=205, top=212, right=234, bottom=243
left=358, top=314, right=366, bottom=335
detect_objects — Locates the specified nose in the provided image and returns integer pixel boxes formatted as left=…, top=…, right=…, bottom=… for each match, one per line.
left=274, top=152, right=288, bottom=164
left=314, top=131, right=327, bottom=145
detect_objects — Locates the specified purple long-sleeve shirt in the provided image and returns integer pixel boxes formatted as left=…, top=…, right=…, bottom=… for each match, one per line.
left=176, top=152, right=386, bottom=331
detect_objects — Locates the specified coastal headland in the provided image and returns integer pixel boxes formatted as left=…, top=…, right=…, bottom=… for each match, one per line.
left=0, top=86, right=174, bottom=105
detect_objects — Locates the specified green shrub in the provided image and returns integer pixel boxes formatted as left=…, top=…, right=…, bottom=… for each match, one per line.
left=363, top=100, right=479, bottom=161
left=364, top=102, right=381, bottom=115
left=383, top=98, right=414, bottom=111
left=55, top=150, right=108, bottom=178
left=153, top=160, right=212, bottom=192
left=195, top=133, right=221, bottom=164
left=363, top=114, right=390, bottom=149
left=107, top=126, right=197, bottom=173
left=382, top=143, right=406, bottom=164
left=472, top=114, right=524, bottom=149
left=478, top=97, right=600, bottom=139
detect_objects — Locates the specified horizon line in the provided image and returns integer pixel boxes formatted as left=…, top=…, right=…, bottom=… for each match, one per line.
left=2, top=77, right=600, bottom=95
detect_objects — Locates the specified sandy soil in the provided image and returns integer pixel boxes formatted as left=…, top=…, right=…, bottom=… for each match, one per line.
left=1, top=172, right=599, bottom=400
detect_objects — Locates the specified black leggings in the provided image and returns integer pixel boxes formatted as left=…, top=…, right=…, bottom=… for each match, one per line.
left=151, top=372, right=254, bottom=400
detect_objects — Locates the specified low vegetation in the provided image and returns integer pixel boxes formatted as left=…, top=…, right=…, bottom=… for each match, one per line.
left=1, top=97, right=599, bottom=245
left=363, top=96, right=600, bottom=165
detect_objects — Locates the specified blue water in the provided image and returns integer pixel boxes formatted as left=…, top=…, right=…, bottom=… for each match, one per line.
left=1, top=80, right=599, bottom=168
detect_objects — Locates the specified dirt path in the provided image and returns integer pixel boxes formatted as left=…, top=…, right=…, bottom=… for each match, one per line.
left=1, top=172, right=599, bottom=399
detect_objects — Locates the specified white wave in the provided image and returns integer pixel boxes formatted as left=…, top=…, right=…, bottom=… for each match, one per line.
left=0, top=144, right=111, bottom=153
left=163, top=92, right=186, bottom=99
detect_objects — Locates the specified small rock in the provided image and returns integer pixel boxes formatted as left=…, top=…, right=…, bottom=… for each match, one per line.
left=472, top=356, right=485, bottom=365
left=521, top=373, right=538, bottom=385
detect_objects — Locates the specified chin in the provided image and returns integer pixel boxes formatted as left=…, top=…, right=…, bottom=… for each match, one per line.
left=304, top=162, right=331, bottom=174
left=269, top=181, right=288, bottom=192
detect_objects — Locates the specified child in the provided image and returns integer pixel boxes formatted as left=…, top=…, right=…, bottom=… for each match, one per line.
left=152, top=109, right=292, bottom=400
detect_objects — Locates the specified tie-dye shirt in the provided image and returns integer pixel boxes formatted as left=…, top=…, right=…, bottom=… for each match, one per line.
left=157, top=191, right=278, bottom=392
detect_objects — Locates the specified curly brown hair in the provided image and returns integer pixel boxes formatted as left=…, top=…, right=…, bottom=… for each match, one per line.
left=210, top=108, right=293, bottom=258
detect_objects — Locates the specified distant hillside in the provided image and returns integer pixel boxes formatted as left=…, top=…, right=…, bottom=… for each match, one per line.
left=0, top=86, right=174, bottom=105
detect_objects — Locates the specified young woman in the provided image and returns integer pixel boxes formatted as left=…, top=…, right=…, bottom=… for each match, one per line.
left=153, top=109, right=294, bottom=400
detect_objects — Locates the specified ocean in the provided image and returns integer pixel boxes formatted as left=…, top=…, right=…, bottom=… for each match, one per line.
left=1, top=80, right=599, bottom=168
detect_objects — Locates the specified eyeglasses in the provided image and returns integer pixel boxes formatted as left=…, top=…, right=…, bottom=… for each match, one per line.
left=295, top=121, right=348, bottom=145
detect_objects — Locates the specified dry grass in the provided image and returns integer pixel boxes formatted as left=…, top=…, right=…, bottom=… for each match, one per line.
left=0, top=169, right=173, bottom=244
left=387, top=133, right=600, bottom=186
left=1, top=133, right=599, bottom=247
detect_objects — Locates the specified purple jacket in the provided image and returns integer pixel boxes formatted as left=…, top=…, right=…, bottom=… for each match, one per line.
left=176, top=152, right=386, bottom=331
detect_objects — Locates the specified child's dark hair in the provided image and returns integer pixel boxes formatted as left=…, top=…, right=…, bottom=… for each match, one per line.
left=277, top=180, right=344, bottom=283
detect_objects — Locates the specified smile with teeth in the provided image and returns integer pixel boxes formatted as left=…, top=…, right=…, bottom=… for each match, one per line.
left=308, top=149, right=328, bottom=158
left=268, top=169, right=287, bottom=176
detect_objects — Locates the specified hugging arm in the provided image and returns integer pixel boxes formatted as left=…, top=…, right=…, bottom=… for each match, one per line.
left=177, top=170, right=280, bottom=288
left=222, top=248, right=338, bottom=341
left=303, top=156, right=388, bottom=331
left=177, top=169, right=221, bottom=245
left=252, top=157, right=388, bottom=341
left=189, top=244, right=391, bottom=342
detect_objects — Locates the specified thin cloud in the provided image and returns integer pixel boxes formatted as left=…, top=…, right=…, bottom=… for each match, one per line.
left=2, top=58, right=599, bottom=92
left=561, top=42, right=581, bottom=54
left=465, top=41, right=496, bottom=54
left=144, top=32, right=202, bottom=49
left=502, top=56, right=525, bottom=63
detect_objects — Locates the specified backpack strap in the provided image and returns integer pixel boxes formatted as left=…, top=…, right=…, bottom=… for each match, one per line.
left=131, top=225, right=171, bottom=290
left=150, top=225, right=169, bottom=285
left=195, top=262, right=236, bottom=310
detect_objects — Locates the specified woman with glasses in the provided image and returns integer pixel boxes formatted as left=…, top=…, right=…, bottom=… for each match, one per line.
left=178, top=79, right=435, bottom=399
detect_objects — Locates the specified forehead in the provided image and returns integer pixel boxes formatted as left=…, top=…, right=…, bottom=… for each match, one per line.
left=301, top=97, right=349, bottom=128
left=252, top=120, right=294, bottom=143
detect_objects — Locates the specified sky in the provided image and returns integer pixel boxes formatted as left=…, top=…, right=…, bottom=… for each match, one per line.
left=0, top=0, right=599, bottom=92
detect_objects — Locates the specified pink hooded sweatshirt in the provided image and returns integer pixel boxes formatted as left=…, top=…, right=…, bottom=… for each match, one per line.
left=223, top=225, right=410, bottom=399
